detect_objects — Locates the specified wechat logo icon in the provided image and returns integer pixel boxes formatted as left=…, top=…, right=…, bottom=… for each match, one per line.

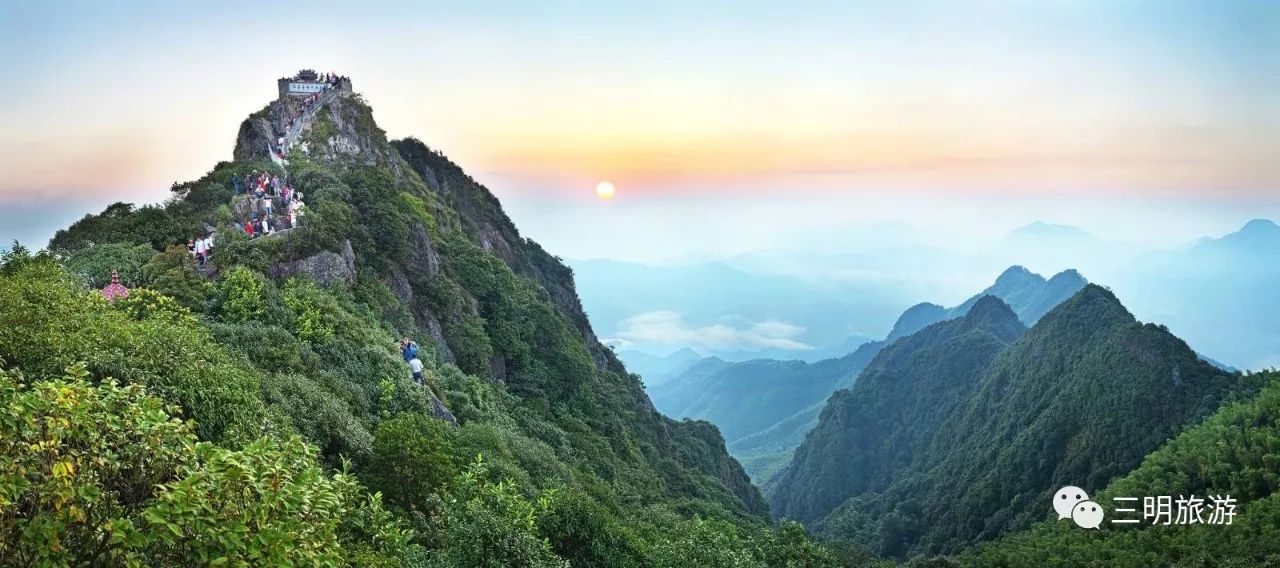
left=1054, top=486, right=1104, bottom=529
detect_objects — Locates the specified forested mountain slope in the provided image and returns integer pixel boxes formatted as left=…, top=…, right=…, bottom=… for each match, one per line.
left=770, top=285, right=1246, bottom=558
left=649, top=265, right=1084, bottom=484
left=768, top=296, right=1027, bottom=525
left=961, top=368, right=1280, bottom=567
left=0, top=81, right=847, bottom=566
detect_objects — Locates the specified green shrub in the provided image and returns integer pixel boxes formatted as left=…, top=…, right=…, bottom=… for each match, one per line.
left=0, top=364, right=191, bottom=566
left=114, top=288, right=198, bottom=326
left=261, top=373, right=373, bottom=467
left=217, top=266, right=268, bottom=323
left=367, top=413, right=456, bottom=512
left=140, top=246, right=212, bottom=311
left=432, top=457, right=566, bottom=568
left=137, top=436, right=408, bottom=566
left=0, top=258, right=266, bottom=443
left=0, top=364, right=410, bottom=566
left=537, top=488, right=643, bottom=567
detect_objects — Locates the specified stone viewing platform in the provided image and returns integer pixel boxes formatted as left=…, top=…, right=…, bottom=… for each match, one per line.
left=277, top=68, right=351, bottom=98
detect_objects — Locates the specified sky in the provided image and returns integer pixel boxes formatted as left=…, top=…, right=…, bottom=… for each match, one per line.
left=0, top=0, right=1277, bottom=256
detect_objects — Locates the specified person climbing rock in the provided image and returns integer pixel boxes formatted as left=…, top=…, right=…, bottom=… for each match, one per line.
left=400, top=337, right=419, bottom=362
left=409, top=357, right=424, bottom=386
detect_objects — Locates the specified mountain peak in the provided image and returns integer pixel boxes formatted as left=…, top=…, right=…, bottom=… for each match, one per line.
left=234, top=74, right=402, bottom=171
left=1237, top=218, right=1278, bottom=236
left=990, top=265, right=1046, bottom=292
left=1006, top=222, right=1095, bottom=241
left=886, top=302, right=948, bottom=341
left=960, top=294, right=1023, bottom=334
left=1036, top=283, right=1135, bottom=332
left=1047, top=268, right=1086, bottom=284
left=997, top=265, right=1033, bottom=278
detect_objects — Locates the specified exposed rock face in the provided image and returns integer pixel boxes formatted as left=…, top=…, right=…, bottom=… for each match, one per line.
left=269, top=240, right=357, bottom=288
left=489, top=355, right=507, bottom=381
left=385, top=266, right=455, bottom=364
left=478, top=224, right=516, bottom=265
left=233, top=96, right=304, bottom=162
left=408, top=223, right=442, bottom=280
left=429, top=392, right=459, bottom=428
left=234, top=117, right=275, bottom=162
left=292, top=96, right=407, bottom=179
left=392, top=138, right=623, bottom=374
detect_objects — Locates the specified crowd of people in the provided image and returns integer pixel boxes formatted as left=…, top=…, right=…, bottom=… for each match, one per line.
left=181, top=70, right=345, bottom=271
left=232, top=170, right=306, bottom=239
left=186, top=232, right=215, bottom=268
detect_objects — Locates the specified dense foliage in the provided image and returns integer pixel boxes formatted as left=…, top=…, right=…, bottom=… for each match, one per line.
left=0, top=363, right=407, bottom=566
left=769, top=296, right=1027, bottom=528
left=961, top=370, right=1280, bottom=567
left=772, top=286, right=1252, bottom=559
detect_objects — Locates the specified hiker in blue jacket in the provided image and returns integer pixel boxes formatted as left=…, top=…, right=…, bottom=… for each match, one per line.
left=400, top=337, right=419, bottom=362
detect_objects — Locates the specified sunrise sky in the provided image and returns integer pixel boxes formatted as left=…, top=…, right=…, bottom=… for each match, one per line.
left=1, top=1, right=1277, bottom=255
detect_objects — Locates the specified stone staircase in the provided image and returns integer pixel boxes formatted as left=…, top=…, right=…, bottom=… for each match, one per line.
left=284, top=89, right=343, bottom=154
left=266, top=87, right=343, bottom=168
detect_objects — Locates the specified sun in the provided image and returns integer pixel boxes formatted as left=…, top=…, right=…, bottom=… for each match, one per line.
left=595, top=181, right=616, bottom=200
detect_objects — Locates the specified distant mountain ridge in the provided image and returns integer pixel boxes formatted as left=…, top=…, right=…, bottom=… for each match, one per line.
left=1117, top=218, right=1280, bottom=370
left=647, top=266, right=1087, bottom=483
left=618, top=348, right=703, bottom=387
left=889, top=265, right=1087, bottom=340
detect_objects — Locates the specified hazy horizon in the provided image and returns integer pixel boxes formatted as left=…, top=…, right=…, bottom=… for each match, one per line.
left=2, top=1, right=1277, bottom=256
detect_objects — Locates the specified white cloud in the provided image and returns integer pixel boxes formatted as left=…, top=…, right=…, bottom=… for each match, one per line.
left=609, top=310, right=813, bottom=351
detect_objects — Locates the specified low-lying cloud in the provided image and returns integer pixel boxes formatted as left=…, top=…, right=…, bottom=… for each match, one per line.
left=609, top=310, right=813, bottom=351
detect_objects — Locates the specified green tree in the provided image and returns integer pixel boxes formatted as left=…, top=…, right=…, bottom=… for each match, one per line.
left=140, top=246, right=212, bottom=311
left=217, top=266, right=267, bottom=323
left=63, top=242, right=155, bottom=288
left=367, top=413, right=456, bottom=512
left=433, top=457, right=566, bottom=568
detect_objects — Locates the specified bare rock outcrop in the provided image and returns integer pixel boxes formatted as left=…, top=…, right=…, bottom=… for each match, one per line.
left=269, top=240, right=357, bottom=288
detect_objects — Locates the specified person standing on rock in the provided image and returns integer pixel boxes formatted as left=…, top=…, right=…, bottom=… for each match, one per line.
left=194, top=236, right=207, bottom=268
